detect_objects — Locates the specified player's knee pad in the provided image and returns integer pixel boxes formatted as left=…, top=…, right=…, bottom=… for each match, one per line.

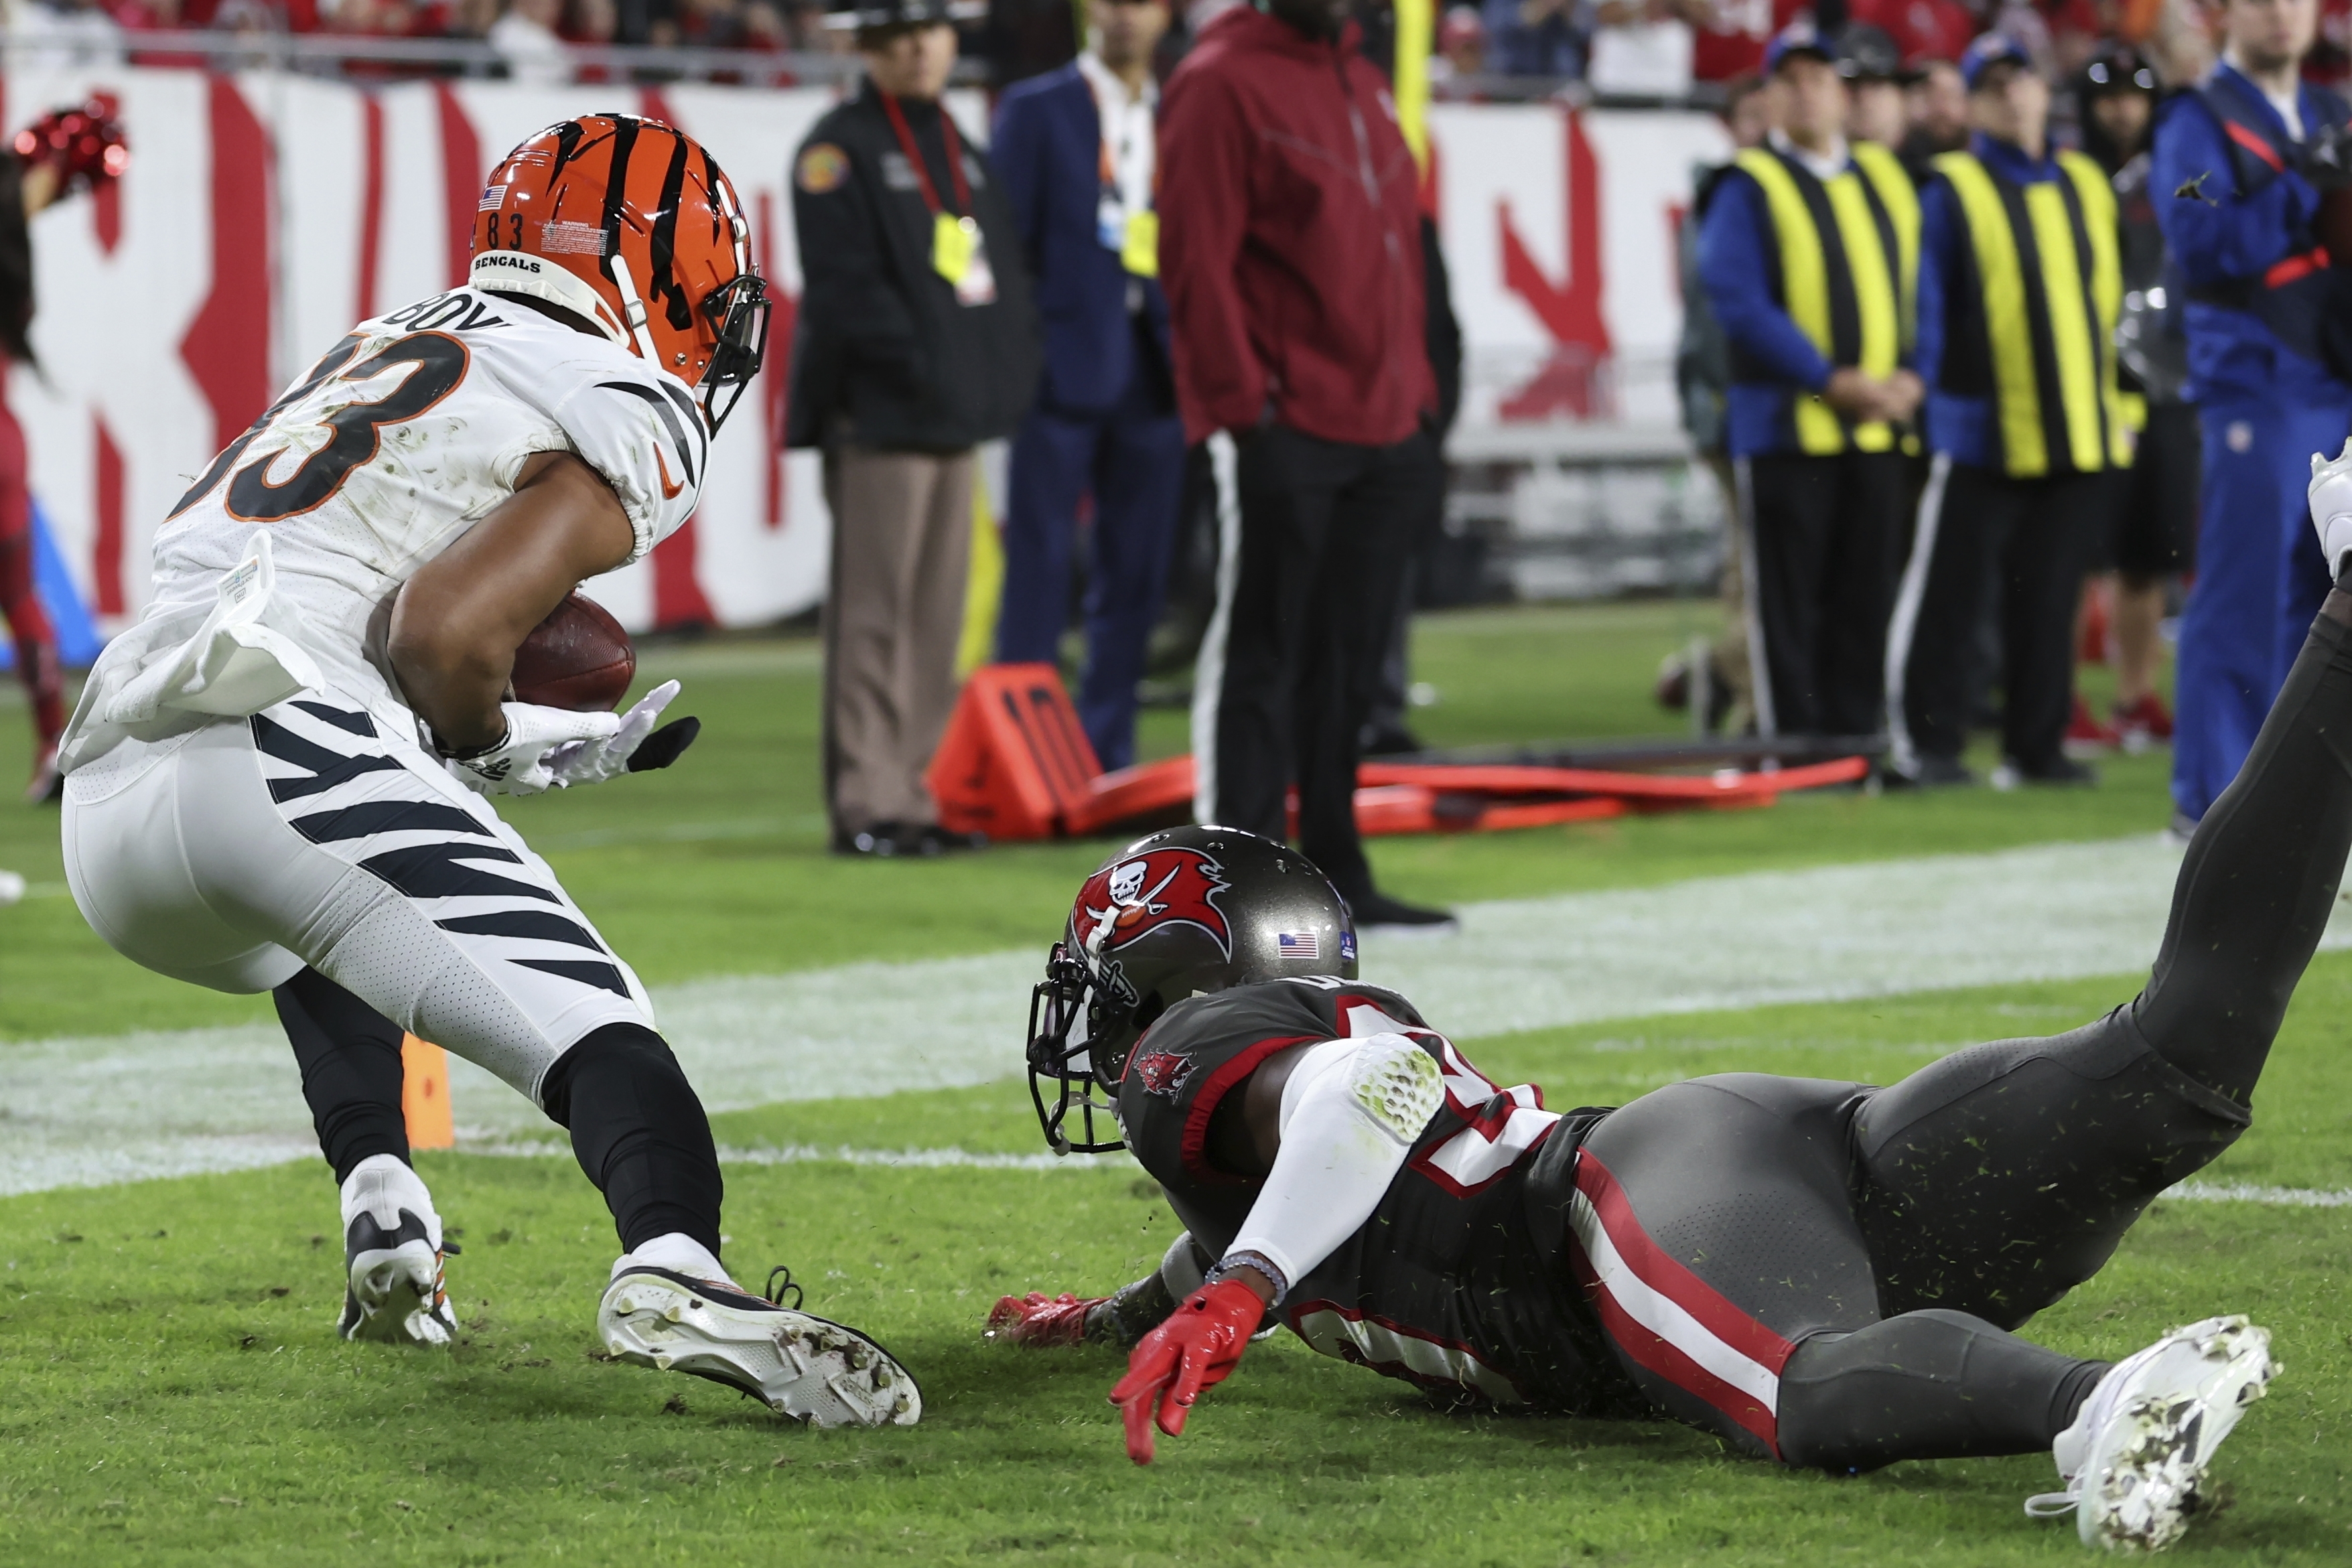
left=538, top=1022, right=690, bottom=1125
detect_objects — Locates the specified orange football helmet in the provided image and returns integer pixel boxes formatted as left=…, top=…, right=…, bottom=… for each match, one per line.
left=470, top=114, right=770, bottom=433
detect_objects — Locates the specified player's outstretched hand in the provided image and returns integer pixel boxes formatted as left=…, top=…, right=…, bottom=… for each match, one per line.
left=548, top=679, right=693, bottom=788
left=446, top=703, right=622, bottom=796
left=1107, top=1279, right=1263, bottom=1465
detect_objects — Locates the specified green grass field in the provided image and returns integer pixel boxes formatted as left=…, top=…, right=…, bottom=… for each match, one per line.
left=7, top=602, right=2350, bottom=1566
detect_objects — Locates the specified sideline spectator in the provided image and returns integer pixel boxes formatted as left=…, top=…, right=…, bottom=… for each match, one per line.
left=1159, top=0, right=1450, bottom=928
left=2154, top=0, right=2352, bottom=833
left=1850, top=0, right=1975, bottom=70
left=1484, top=0, right=1584, bottom=76
left=1686, top=0, right=1808, bottom=86
left=989, top=0, right=1187, bottom=772
left=786, top=0, right=1038, bottom=857
left=2071, top=43, right=2189, bottom=752
left=490, top=0, right=574, bottom=80
left=1587, top=0, right=1695, bottom=97
left=1889, top=34, right=2124, bottom=789
left=1430, top=3, right=1488, bottom=92
left=1898, top=56, right=1969, bottom=180
left=1838, top=21, right=1912, bottom=149
left=1698, top=25, right=1919, bottom=746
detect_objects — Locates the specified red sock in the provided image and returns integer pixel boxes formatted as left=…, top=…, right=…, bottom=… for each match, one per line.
left=0, top=529, right=63, bottom=748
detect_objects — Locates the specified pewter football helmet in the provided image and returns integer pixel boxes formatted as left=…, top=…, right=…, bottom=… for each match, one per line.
left=1024, top=826, right=1357, bottom=1154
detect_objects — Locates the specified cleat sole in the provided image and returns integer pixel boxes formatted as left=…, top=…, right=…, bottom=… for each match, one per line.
left=595, top=1271, right=922, bottom=1429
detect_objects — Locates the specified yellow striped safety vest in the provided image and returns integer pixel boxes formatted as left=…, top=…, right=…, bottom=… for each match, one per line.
left=1931, top=149, right=2130, bottom=479
left=1730, top=141, right=1921, bottom=456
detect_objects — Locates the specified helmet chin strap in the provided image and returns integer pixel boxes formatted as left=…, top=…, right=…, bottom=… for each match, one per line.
left=608, top=254, right=665, bottom=366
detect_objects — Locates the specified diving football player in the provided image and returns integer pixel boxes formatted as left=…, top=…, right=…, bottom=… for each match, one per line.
left=997, top=447, right=2352, bottom=1543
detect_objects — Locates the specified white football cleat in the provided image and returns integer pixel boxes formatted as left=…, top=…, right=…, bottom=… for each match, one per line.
left=2026, top=1315, right=2276, bottom=1552
left=598, top=1265, right=921, bottom=1428
left=336, top=1154, right=458, bottom=1346
left=2308, top=438, right=2352, bottom=579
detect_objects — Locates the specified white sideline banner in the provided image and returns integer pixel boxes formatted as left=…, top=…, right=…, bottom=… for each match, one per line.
left=1, top=68, right=1726, bottom=632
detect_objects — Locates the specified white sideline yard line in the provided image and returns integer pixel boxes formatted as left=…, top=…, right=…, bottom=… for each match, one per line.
left=453, top=1143, right=2352, bottom=1205
left=8, top=833, right=2351, bottom=1196
left=466, top=1139, right=1117, bottom=1171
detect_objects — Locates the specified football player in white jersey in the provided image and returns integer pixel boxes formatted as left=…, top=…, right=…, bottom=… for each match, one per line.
left=55, top=115, right=918, bottom=1429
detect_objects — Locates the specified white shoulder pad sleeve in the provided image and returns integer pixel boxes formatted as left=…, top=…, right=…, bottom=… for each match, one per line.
left=545, top=364, right=709, bottom=562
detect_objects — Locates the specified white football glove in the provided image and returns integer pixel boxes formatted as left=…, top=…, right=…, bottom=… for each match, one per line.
left=2310, top=437, right=2352, bottom=581
left=444, top=702, right=622, bottom=796
left=544, top=679, right=685, bottom=788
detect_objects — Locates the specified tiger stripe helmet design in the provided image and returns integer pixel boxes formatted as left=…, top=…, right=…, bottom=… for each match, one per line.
left=470, top=113, right=770, bottom=433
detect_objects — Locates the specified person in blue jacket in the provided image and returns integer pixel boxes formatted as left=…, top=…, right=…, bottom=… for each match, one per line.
left=1887, top=34, right=2129, bottom=790
left=990, top=0, right=1189, bottom=773
left=1697, top=23, right=1923, bottom=747
left=2152, top=0, right=2352, bottom=831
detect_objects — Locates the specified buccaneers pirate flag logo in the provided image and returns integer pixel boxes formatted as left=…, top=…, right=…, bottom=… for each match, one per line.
left=1070, top=847, right=1233, bottom=963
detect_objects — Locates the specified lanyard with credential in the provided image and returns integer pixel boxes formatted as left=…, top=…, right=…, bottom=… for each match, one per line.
left=880, top=92, right=979, bottom=285
left=1087, top=77, right=1160, bottom=279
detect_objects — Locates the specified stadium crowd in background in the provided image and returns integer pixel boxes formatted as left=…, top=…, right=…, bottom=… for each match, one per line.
left=0, top=0, right=2280, bottom=97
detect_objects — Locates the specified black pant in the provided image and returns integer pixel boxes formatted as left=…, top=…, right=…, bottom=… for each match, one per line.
left=1575, top=604, right=2352, bottom=1468
left=1739, top=450, right=1907, bottom=739
left=1890, top=459, right=2107, bottom=772
left=1200, top=426, right=1444, bottom=902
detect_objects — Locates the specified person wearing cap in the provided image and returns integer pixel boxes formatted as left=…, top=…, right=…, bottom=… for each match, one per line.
left=1838, top=21, right=1913, bottom=152
left=1886, top=35, right=2125, bottom=789
left=2069, top=44, right=2191, bottom=754
left=987, top=0, right=1186, bottom=774
left=1157, top=0, right=1450, bottom=930
left=786, top=0, right=1040, bottom=857
left=1696, top=21, right=1922, bottom=747
left=2152, top=0, right=2352, bottom=834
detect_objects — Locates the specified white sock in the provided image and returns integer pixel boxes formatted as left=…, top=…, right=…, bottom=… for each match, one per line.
left=340, top=1153, right=438, bottom=1243
left=613, top=1231, right=730, bottom=1287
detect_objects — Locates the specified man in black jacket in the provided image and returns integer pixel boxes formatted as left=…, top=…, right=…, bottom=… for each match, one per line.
left=788, top=0, right=1039, bottom=857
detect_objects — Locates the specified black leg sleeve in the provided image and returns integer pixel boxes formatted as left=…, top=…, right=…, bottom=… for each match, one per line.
left=1777, top=1310, right=2109, bottom=1474
left=2133, top=604, right=2352, bottom=1103
left=275, top=967, right=409, bottom=1184
left=539, top=1023, right=723, bottom=1255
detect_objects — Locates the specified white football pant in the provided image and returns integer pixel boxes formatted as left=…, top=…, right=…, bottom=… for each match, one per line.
left=62, top=692, right=654, bottom=1102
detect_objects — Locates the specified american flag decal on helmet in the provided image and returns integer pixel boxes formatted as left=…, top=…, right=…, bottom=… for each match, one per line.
left=1277, top=932, right=1320, bottom=960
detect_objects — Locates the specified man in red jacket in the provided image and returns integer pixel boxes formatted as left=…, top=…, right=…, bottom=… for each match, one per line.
left=1158, top=0, right=1450, bottom=929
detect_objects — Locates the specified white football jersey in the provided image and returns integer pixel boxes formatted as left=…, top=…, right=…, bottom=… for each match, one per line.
left=116, top=286, right=703, bottom=738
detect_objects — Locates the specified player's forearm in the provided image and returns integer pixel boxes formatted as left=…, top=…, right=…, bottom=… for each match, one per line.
left=388, top=628, right=514, bottom=753
left=389, top=451, right=634, bottom=751
left=1218, top=1034, right=1444, bottom=1302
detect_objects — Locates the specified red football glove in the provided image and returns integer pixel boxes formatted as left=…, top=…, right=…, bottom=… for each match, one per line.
left=1107, top=1279, right=1265, bottom=1464
left=12, top=103, right=129, bottom=195
left=985, top=1291, right=1103, bottom=1347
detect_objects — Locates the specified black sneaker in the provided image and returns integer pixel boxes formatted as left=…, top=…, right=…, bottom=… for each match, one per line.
left=1348, top=891, right=1458, bottom=931
left=1992, top=755, right=2099, bottom=790
left=912, top=825, right=987, bottom=855
left=831, top=822, right=904, bottom=857
left=1886, top=754, right=1977, bottom=789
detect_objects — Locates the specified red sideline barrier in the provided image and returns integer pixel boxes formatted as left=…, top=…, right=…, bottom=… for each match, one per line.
left=929, top=669, right=1870, bottom=841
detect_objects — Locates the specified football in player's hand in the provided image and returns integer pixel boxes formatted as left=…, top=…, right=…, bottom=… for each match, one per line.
left=510, top=591, right=636, bottom=712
